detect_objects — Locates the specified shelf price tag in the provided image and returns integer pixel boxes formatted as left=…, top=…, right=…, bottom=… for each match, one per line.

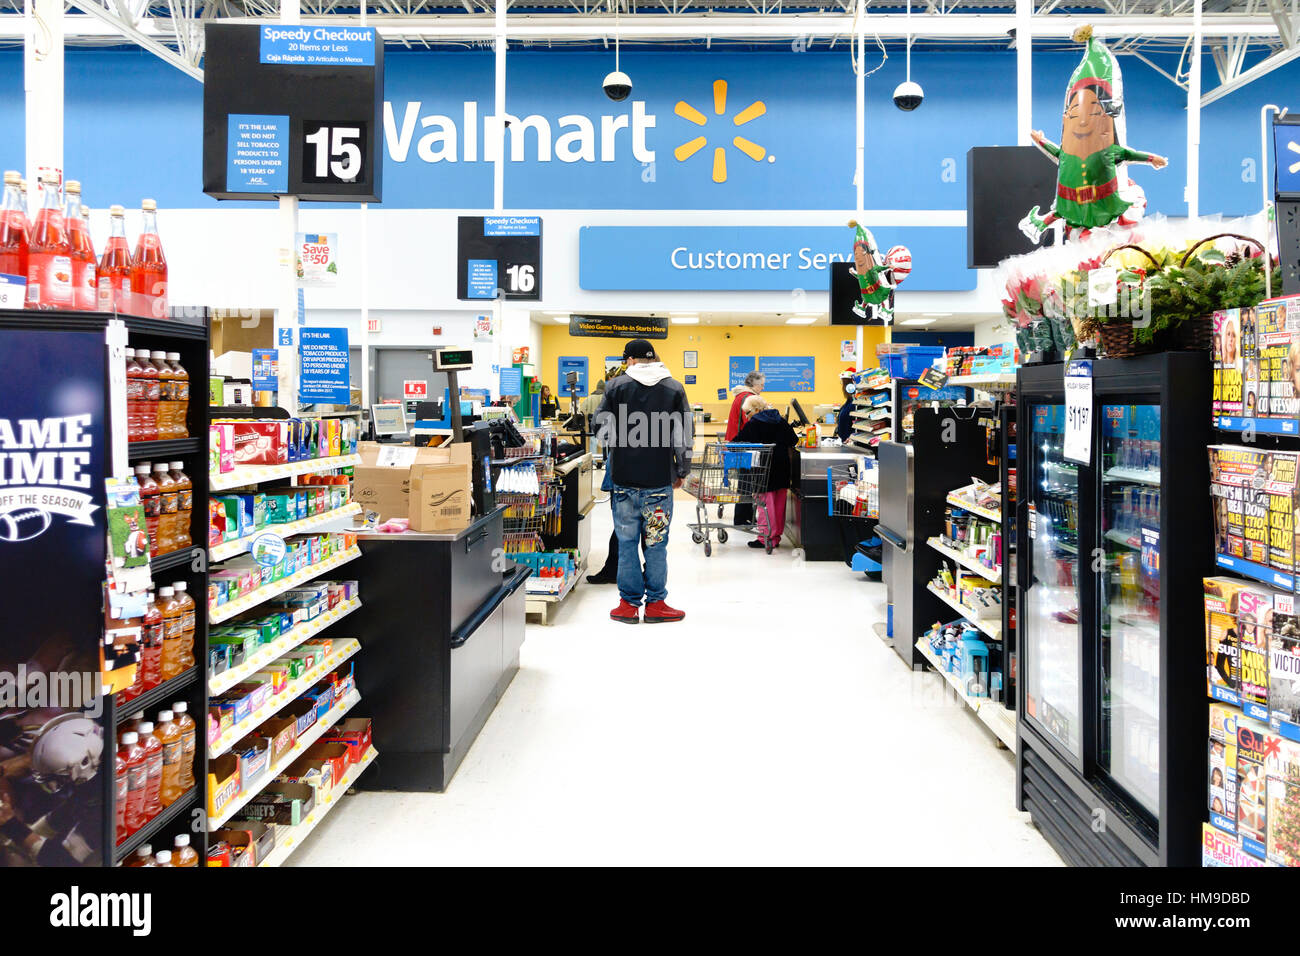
left=1063, top=359, right=1093, bottom=464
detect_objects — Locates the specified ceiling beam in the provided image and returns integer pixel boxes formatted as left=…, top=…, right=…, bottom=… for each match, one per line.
left=62, top=2, right=204, bottom=78
left=1202, top=40, right=1300, bottom=102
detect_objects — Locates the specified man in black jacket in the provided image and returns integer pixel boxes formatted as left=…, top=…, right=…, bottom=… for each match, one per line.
left=593, top=339, right=693, bottom=624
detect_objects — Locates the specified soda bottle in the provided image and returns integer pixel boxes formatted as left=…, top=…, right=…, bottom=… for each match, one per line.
left=0, top=170, right=28, bottom=279
left=153, top=462, right=179, bottom=554
left=155, top=709, right=185, bottom=806
left=135, top=720, right=164, bottom=821
left=169, top=462, right=192, bottom=548
left=158, top=587, right=183, bottom=681
left=170, top=582, right=195, bottom=672
left=124, top=348, right=144, bottom=442
left=114, top=747, right=128, bottom=844
left=131, top=199, right=167, bottom=318
left=118, top=731, right=147, bottom=836
left=124, top=844, right=155, bottom=867
left=26, top=173, right=73, bottom=310
left=135, top=465, right=160, bottom=554
left=172, top=834, right=199, bottom=867
left=98, top=205, right=133, bottom=312
left=140, top=590, right=163, bottom=691
left=63, top=182, right=96, bottom=310
left=153, top=850, right=174, bottom=867
left=138, top=350, right=160, bottom=441
left=154, top=349, right=177, bottom=438
left=167, top=353, right=189, bottom=437
left=172, top=700, right=196, bottom=790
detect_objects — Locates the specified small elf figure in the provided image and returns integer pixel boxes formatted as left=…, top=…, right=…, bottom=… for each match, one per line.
left=1019, top=25, right=1168, bottom=244
left=848, top=220, right=912, bottom=323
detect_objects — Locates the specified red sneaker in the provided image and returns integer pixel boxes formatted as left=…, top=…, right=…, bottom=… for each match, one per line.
left=610, top=600, right=641, bottom=624
left=643, top=600, right=685, bottom=624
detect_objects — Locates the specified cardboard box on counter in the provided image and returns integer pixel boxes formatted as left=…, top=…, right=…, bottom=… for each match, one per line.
left=353, top=441, right=471, bottom=532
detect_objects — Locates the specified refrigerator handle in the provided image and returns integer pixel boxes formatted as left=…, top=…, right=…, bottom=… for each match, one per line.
left=1017, top=495, right=1030, bottom=594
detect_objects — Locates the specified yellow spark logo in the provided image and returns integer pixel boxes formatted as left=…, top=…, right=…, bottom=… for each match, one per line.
left=673, top=79, right=768, bottom=183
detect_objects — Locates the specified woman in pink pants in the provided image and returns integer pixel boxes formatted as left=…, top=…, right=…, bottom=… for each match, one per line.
left=733, top=395, right=798, bottom=550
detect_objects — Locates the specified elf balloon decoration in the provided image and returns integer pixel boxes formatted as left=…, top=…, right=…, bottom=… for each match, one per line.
left=1019, top=25, right=1168, bottom=244
left=848, top=220, right=912, bottom=323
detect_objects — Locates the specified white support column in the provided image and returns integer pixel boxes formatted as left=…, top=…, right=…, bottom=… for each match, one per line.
left=359, top=1, right=370, bottom=412
left=24, top=0, right=64, bottom=197
left=275, top=0, right=301, bottom=413
left=492, top=0, right=507, bottom=386
left=854, top=0, right=864, bottom=216
left=1187, top=0, right=1203, bottom=217
left=1016, top=0, right=1032, bottom=145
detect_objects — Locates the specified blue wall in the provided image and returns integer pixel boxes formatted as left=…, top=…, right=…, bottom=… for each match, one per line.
left=0, top=45, right=1293, bottom=215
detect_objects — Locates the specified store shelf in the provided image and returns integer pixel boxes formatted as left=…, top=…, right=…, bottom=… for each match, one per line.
left=1104, top=528, right=1142, bottom=551
left=258, top=746, right=378, bottom=867
left=209, top=454, right=361, bottom=493
left=115, top=667, right=198, bottom=724
left=945, top=492, right=1001, bottom=523
left=209, top=598, right=362, bottom=697
left=0, top=309, right=209, bottom=340
left=210, top=504, right=362, bottom=562
left=916, top=640, right=991, bottom=712
left=209, top=689, right=362, bottom=830
left=926, top=536, right=1001, bottom=583
left=926, top=581, right=1002, bottom=641
left=916, top=640, right=1017, bottom=750
left=149, top=548, right=195, bottom=576
left=1102, top=466, right=1161, bottom=486
left=113, top=787, right=199, bottom=863
left=127, top=437, right=202, bottom=462
left=946, top=373, right=1018, bottom=390
left=1214, top=551, right=1298, bottom=591
left=1216, top=415, right=1300, bottom=436
left=208, top=547, right=362, bottom=625
left=210, top=639, right=361, bottom=758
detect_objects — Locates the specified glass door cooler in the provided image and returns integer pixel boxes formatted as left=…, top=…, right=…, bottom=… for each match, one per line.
left=1016, top=353, right=1211, bottom=867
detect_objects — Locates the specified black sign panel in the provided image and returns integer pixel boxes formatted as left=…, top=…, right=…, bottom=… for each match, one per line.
left=966, top=145, right=1057, bottom=268
left=456, top=216, right=543, bottom=301
left=568, top=314, right=669, bottom=340
left=202, top=23, right=384, bottom=202
left=829, top=261, right=890, bottom=326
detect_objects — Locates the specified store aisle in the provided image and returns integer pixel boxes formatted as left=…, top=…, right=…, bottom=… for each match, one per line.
left=291, top=492, right=1062, bottom=866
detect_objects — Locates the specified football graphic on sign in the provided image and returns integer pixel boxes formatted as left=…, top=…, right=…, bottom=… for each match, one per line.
left=0, top=506, right=53, bottom=542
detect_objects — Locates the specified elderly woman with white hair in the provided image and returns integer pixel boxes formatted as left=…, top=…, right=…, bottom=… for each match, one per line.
left=732, top=394, right=798, bottom=551
left=726, top=369, right=765, bottom=528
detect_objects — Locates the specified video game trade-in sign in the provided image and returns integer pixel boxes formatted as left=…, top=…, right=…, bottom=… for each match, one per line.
left=457, top=216, right=542, bottom=301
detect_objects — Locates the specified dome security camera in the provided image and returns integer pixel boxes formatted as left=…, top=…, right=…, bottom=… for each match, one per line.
left=603, top=71, right=632, bottom=102
left=893, top=80, right=924, bottom=111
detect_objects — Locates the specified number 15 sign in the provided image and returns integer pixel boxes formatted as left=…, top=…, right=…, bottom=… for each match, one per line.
left=1063, top=360, right=1093, bottom=464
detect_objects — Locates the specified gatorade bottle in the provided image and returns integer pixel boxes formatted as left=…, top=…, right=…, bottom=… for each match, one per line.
left=170, top=583, right=195, bottom=672
left=138, top=350, right=159, bottom=441
left=0, top=170, right=28, bottom=279
left=153, top=463, right=179, bottom=554
left=64, top=181, right=96, bottom=311
left=154, top=350, right=177, bottom=438
left=114, top=747, right=128, bottom=844
left=155, top=709, right=184, bottom=806
left=140, top=591, right=163, bottom=691
left=170, top=462, right=192, bottom=548
left=135, top=720, right=164, bottom=821
left=167, top=354, right=189, bottom=437
left=124, top=348, right=144, bottom=442
left=124, top=844, right=155, bottom=867
left=135, top=464, right=160, bottom=556
left=171, top=834, right=198, bottom=867
left=25, top=173, right=73, bottom=310
left=172, top=701, right=196, bottom=790
left=118, top=731, right=147, bottom=836
left=131, top=199, right=167, bottom=318
left=98, top=204, right=133, bottom=312
left=158, top=587, right=183, bottom=681
left=153, top=850, right=174, bottom=867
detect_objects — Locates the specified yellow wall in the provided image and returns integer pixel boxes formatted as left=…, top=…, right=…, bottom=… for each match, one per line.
left=539, top=324, right=888, bottom=416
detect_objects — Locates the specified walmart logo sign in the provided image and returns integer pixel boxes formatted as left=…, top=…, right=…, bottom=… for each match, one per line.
left=673, top=80, right=769, bottom=183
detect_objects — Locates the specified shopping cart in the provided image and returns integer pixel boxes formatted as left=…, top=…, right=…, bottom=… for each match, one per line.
left=827, top=458, right=882, bottom=575
left=684, top=441, right=774, bottom=556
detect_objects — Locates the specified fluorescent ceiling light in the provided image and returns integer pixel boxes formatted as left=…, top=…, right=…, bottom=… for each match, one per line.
left=553, top=315, right=570, bottom=323
left=672, top=316, right=699, bottom=324
left=922, top=312, right=953, bottom=317
left=785, top=317, right=817, bottom=325
left=900, top=317, right=938, bottom=326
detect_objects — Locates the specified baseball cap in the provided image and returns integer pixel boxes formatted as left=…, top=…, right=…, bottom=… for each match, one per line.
left=623, top=339, right=656, bottom=360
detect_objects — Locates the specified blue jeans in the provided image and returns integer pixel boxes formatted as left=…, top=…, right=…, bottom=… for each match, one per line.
left=612, top=484, right=673, bottom=606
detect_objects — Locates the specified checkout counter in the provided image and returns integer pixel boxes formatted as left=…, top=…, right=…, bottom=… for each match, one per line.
left=789, top=445, right=874, bottom=561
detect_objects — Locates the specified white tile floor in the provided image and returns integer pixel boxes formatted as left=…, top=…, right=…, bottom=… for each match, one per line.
left=289, top=491, right=1063, bottom=866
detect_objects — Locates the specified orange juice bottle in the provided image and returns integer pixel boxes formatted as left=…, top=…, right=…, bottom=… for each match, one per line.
left=171, top=834, right=198, bottom=867
left=171, top=582, right=195, bottom=672
left=167, top=353, right=189, bottom=437
left=131, top=199, right=167, bottom=317
left=154, top=349, right=177, bottom=438
left=169, top=462, right=192, bottom=549
left=135, top=720, right=164, bottom=821
left=135, top=464, right=160, bottom=555
left=140, top=591, right=164, bottom=691
left=157, top=587, right=183, bottom=680
left=171, top=700, right=196, bottom=790
left=124, top=844, right=156, bottom=867
left=155, top=709, right=184, bottom=806
left=153, top=462, right=179, bottom=554
left=153, top=849, right=174, bottom=867
left=137, top=349, right=159, bottom=440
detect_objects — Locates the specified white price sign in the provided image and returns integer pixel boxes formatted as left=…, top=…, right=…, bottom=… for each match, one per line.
left=1063, top=359, right=1093, bottom=464
left=0, top=273, right=26, bottom=308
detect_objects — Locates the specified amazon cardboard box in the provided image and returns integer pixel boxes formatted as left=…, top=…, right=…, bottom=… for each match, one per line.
left=410, top=443, right=472, bottom=533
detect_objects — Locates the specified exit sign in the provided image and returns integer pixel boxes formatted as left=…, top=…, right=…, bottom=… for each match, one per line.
left=404, top=380, right=428, bottom=399
left=366, top=317, right=381, bottom=333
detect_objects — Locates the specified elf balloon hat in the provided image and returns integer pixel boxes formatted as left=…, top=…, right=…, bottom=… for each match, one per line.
left=1066, top=24, right=1123, bottom=118
left=847, top=219, right=877, bottom=250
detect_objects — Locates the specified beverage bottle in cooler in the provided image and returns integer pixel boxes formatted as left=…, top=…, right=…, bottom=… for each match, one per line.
left=153, top=462, right=179, bottom=553
left=135, top=464, right=160, bottom=555
left=118, top=731, right=147, bottom=836
left=124, top=844, right=155, bottom=867
left=0, top=170, right=28, bottom=280
left=171, top=834, right=198, bottom=867
left=131, top=199, right=167, bottom=317
left=167, top=353, right=189, bottom=437
left=140, top=590, right=163, bottom=690
left=135, top=720, right=164, bottom=821
left=124, top=348, right=145, bottom=442
left=172, top=700, right=196, bottom=790
left=63, top=182, right=96, bottom=310
left=155, top=709, right=184, bottom=806
left=158, top=586, right=184, bottom=681
left=170, top=582, right=195, bottom=672
left=169, top=461, right=192, bottom=548
left=114, top=747, right=128, bottom=844
left=153, top=850, right=174, bottom=867
left=98, top=205, right=133, bottom=312
left=154, top=349, right=178, bottom=438
left=139, top=350, right=160, bottom=441
left=26, top=173, right=73, bottom=310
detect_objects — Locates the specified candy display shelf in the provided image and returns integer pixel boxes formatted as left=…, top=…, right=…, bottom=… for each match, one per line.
left=209, top=639, right=361, bottom=759
left=209, top=454, right=362, bottom=492
left=207, top=547, right=361, bottom=625
left=208, top=688, right=362, bottom=831
left=209, top=598, right=361, bottom=697
left=258, top=746, right=379, bottom=867
left=945, top=492, right=1001, bottom=524
left=926, top=536, right=1001, bottom=584
left=210, top=503, right=361, bottom=562
left=926, top=581, right=1002, bottom=641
